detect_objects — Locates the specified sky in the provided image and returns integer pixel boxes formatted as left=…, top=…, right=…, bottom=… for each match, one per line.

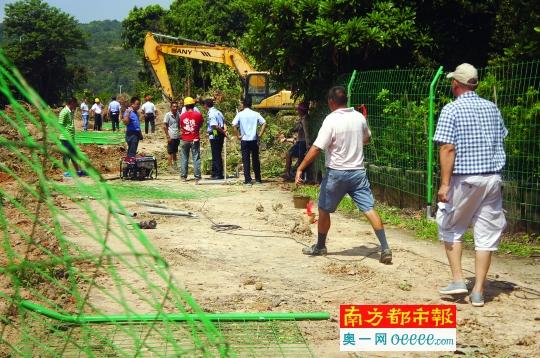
left=0, top=0, right=174, bottom=23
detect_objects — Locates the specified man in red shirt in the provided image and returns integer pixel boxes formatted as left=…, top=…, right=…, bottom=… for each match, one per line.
left=179, top=96, right=204, bottom=181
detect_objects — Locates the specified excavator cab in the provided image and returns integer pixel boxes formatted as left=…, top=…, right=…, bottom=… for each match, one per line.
left=245, top=73, right=269, bottom=105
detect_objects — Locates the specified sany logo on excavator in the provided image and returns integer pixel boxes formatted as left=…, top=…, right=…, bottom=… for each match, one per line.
left=172, top=48, right=192, bottom=55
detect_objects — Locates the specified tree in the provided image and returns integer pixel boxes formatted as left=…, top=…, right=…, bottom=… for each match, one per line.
left=1, top=0, right=86, bottom=104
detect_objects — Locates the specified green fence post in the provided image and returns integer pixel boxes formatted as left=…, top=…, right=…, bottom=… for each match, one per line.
left=347, top=70, right=357, bottom=107
left=427, top=66, right=444, bottom=219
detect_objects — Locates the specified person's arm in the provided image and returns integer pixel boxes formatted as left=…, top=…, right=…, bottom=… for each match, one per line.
left=258, top=123, right=267, bottom=138
left=438, top=143, right=456, bottom=203
left=295, top=146, right=322, bottom=184
left=163, top=115, right=171, bottom=142
left=122, top=108, right=131, bottom=125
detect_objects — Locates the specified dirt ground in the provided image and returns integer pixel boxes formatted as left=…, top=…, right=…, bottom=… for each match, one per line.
left=58, top=123, right=539, bottom=357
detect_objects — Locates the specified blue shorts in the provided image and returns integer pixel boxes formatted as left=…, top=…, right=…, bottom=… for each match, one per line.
left=318, top=168, right=374, bottom=213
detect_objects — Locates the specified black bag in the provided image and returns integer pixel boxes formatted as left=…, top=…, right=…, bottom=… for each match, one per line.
left=120, top=156, right=157, bottom=180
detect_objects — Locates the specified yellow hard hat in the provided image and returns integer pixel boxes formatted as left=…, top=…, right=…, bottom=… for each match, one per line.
left=94, top=98, right=100, bottom=103
left=183, top=96, right=195, bottom=105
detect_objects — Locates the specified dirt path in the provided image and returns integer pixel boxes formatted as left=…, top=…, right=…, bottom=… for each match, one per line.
left=65, top=117, right=539, bottom=357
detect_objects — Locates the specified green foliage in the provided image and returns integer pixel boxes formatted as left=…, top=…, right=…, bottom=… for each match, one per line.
left=71, top=20, right=140, bottom=98
left=1, top=0, right=86, bottom=104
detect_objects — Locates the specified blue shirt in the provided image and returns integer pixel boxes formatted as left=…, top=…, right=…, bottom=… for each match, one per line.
left=434, top=91, right=507, bottom=175
left=108, top=100, right=121, bottom=113
left=125, top=108, right=141, bottom=132
left=207, top=107, right=224, bottom=139
left=232, top=108, right=265, bottom=141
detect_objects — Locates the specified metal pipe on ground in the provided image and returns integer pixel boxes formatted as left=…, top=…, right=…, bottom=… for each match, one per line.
left=147, top=209, right=195, bottom=217
left=196, top=179, right=237, bottom=185
left=113, top=209, right=137, bottom=217
left=136, top=201, right=168, bottom=208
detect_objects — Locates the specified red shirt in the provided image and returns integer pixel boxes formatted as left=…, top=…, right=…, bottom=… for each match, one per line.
left=179, top=110, right=203, bottom=141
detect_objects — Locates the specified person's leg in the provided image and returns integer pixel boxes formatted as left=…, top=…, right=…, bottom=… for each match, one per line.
left=144, top=115, right=149, bottom=134
left=192, top=140, right=201, bottom=180
left=317, top=208, right=331, bottom=248
left=98, top=114, right=103, bottom=131
left=126, top=133, right=137, bottom=157
left=216, top=135, right=224, bottom=178
left=93, top=115, right=98, bottom=130
left=472, top=250, right=492, bottom=293
left=180, top=140, right=190, bottom=178
left=252, top=141, right=262, bottom=182
left=210, top=139, right=219, bottom=177
left=240, top=141, right=252, bottom=183
left=445, top=242, right=465, bottom=282
left=150, top=114, right=155, bottom=133
left=284, top=152, right=293, bottom=178
left=82, top=114, right=88, bottom=131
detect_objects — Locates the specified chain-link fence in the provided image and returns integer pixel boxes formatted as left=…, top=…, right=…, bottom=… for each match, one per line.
left=341, top=61, right=540, bottom=232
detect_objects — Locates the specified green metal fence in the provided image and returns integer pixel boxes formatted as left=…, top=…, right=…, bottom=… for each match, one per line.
left=343, top=61, right=540, bottom=232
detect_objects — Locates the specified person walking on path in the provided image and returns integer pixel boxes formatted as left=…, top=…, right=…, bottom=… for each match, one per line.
left=283, top=102, right=310, bottom=181
left=163, top=101, right=181, bottom=171
left=58, top=98, right=85, bottom=177
left=108, top=96, right=122, bottom=132
left=90, top=98, right=104, bottom=131
left=434, top=63, right=507, bottom=307
left=122, top=96, right=142, bottom=158
left=80, top=97, right=89, bottom=131
left=295, top=86, right=392, bottom=264
left=179, top=97, right=204, bottom=182
left=232, top=97, right=266, bottom=185
left=141, top=95, right=158, bottom=134
left=204, top=98, right=227, bottom=179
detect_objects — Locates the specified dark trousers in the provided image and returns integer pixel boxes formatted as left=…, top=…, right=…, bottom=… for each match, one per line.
left=110, top=112, right=120, bottom=131
left=126, top=131, right=140, bottom=158
left=93, top=114, right=102, bottom=131
left=210, top=135, right=224, bottom=178
left=241, top=140, right=261, bottom=183
left=144, top=113, right=155, bottom=134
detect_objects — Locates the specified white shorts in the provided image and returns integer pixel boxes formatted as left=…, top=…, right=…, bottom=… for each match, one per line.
left=436, top=174, right=506, bottom=251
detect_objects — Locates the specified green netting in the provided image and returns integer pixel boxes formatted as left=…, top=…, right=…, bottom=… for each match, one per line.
left=348, top=68, right=439, bottom=208
left=0, top=53, right=323, bottom=356
left=75, top=130, right=124, bottom=145
left=432, top=61, right=540, bottom=231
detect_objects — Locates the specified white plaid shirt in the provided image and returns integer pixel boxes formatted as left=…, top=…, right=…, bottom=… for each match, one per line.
left=434, top=91, right=508, bottom=175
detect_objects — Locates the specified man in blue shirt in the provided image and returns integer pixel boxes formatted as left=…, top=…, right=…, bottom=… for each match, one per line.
left=204, top=98, right=228, bottom=179
left=232, top=97, right=266, bottom=185
left=108, top=96, right=122, bottom=132
left=434, top=63, right=507, bottom=307
left=122, top=96, right=142, bottom=157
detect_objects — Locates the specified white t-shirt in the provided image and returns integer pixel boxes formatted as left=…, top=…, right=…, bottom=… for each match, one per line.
left=313, top=107, right=371, bottom=170
left=90, top=103, right=103, bottom=114
left=163, top=111, right=180, bottom=139
left=141, top=101, right=156, bottom=115
left=232, top=108, right=265, bottom=141
left=80, top=102, right=88, bottom=114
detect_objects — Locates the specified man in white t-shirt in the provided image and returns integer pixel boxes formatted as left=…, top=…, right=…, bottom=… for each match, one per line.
left=295, top=86, right=392, bottom=264
left=90, top=98, right=103, bottom=131
left=141, top=95, right=158, bottom=134
left=162, top=101, right=180, bottom=170
left=80, top=97, right=89, bottom=131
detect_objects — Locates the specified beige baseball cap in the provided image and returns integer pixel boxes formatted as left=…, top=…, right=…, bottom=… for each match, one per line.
left=446, top=63, right=478, bottom=86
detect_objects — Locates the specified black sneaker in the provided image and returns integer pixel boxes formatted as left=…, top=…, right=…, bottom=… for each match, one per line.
left=302, top=244, right=327, bottom=256
left=380, top=249, right=392, bottom=264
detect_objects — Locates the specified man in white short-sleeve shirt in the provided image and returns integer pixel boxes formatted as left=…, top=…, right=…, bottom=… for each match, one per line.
left=141, top=95, right=158, bottom=134
left=232, top=97, right=266, bottom=184
left=295, top=86, right=391, bottom=264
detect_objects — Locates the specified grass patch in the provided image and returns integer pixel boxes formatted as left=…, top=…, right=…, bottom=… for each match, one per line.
left=54, top=181, right=208, bottom=201
left=295, top=185, right=539, bottom=257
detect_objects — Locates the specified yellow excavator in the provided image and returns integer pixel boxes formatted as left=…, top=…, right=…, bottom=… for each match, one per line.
left=143, top=32, right=296, bottom=110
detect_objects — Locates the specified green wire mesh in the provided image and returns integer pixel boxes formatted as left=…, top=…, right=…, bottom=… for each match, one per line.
left=0, top=52, right=318, bottom=356
left=433, top=61, right=540, bottom=231
left=348, top=68, right=439, bottom=208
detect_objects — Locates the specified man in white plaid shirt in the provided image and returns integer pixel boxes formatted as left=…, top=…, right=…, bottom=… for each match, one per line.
left=434, top=63, right=508, bottom=307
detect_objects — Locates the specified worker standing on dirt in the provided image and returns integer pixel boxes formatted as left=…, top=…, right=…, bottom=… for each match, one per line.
left=295, top=86, right=392, bottom=264
left=163, top=101, right=181, bottom=172
left=90, top=98, right=104, bottom=131
left=232, top=97, right=267, bottom=185
left=123, top=96, right=142, bottom=158
left=58, top=98, right=84, bottom=177
left=282, top=102, right=310, bottom=181
left=80, top=97, right=89, bottom=131
left=108, top=96, right=122, bottom=132
left=434, top=63, right=507, bottom=307
left=141, top=95, right=158, bottom=134
left=204, top=98, right=227, bottom=179
left=179, top=96, right=204, bottom=182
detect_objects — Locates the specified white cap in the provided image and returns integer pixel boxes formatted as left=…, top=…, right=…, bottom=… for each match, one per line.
left=446, top=63, right=478, bottom=86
